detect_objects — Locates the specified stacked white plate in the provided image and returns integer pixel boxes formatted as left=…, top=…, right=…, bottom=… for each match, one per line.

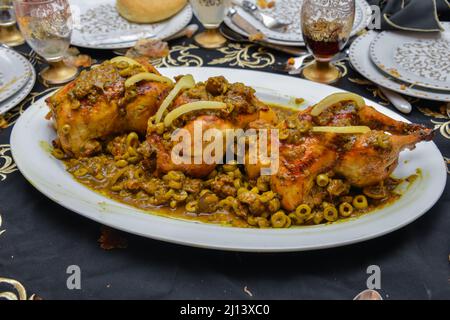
left=224, top=0, right=372, bottom=46
left=349, top=23, right=450, bottom=102
left=69, top=0, right=193, bottom=50
left=0, top=47, right=36, bottom=115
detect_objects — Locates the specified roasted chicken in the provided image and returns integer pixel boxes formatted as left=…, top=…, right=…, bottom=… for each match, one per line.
left=46, top=58, right=172, bottom=157
left=146, top=76, right=274, bottom=177
left=47, top=57, right=435, bottom=218
left=268, top=101, right=434, bottom=211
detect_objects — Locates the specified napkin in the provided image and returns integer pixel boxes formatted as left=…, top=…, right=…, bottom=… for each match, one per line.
left=368, top=0, right=450, bottom=32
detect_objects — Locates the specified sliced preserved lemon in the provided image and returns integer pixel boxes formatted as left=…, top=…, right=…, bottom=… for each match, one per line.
left=125, top=72, right=174, bottom=88
left=363, top=184, right=388, bottom=200
left=312, top=126, right=371, bottom=134
left=110, top=56, right=143, bottom=68
left=311, top=92, right=365, bottom=116
left=163, top=101, right=227, bottom=127
left=155, top=74, right=196, bottom=123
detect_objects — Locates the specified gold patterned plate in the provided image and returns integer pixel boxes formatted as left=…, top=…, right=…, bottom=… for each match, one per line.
left=369, top=23, right=450, bottom=92
left=350, top=31, right=450, bottom=102
left=69, top=0, right=193, bottom=49
left=11, top=67, right=447, bottom=252
left=0, top=53, right=36, bottom=115
left=0, top=47, right=31, bottom=103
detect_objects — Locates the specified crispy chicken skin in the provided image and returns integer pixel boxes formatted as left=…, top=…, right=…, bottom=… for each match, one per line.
left=262, top=102, right=434, bottom=211
left=149, top=115, right=235, bottom=178
left=147, top=76, right=270, bottom=177
left=334, top=130, right=433, bottom=187
left=272, top=134, right=338, bottom=211
left=46, top=58, right=171, bottom=157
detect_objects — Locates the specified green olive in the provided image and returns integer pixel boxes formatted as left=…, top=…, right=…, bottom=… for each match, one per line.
left=295, top=204, right=312, bottom=219
left=267, top=198, right=281, bottom=213
left=339, top=202, right=354, bottom=217
left=353, top=195, right=368, bottom=210
left=271, top=211, right=288, bottom=228
left=185, top=201, right=198, bottom=213
left=324, top=206, right=339, bottom=222
left=74, top=168, right=88, bottom=177
left=115, top=160, right=128, bottom=168
left=61, top=124, right=71, bottom=135
left=316, top=174, right=330, bottom=187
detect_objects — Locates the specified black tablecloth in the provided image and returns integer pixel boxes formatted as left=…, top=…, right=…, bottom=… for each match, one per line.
left=0, top=18, right=449, bottom=300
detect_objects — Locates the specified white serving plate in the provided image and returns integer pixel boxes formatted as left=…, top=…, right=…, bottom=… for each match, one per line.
left=0, top=47, right=31, bottom=103
left=224, top=0, right=371, bottom=47
left=350, top=31, right=450, bottom=102
left=69, top=0, right=193, bottom=49
left=369, top=23, right=450, bottom=92
left=11, top=67, right=447, bottom=252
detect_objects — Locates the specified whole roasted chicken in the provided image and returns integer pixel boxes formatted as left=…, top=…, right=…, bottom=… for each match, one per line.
left=265, top=96, right=434, bottom=211
left=46, top=57, right=172, bottom=157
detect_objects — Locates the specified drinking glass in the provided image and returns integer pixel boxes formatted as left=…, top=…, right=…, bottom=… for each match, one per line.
left=14, top=0, right=78, bottom=84
left=301, top=0, right=355, bottom=84
left=0, top=0, right=24, bottom=46
left=189, top=0, right=230, bottom=48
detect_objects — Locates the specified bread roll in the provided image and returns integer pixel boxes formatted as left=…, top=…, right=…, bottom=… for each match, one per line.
left=116, top=0, right=187, bottom=23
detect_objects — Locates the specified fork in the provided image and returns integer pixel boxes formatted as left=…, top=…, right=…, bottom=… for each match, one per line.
left=237, top=0, right=291, bottom=30
left=27, top=50, right=38, bottom=66
left=287, top=51, right=350, bottom=75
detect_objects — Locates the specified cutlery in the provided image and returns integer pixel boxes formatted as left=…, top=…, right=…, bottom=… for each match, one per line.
left=346, top=51, right=413, bottom=114
left=286, top=53, right=312, bottom=74
left=288, top=51, right=349, bottom=75
left=233, top=0, right=291, bottom=30
left=228, top=7, right=264, bottom=37
left=353, top=289, right=383, bottom=300
left=226, top=9, right=306, bottom=56
left=288, top=54, right=349, bottom=76
left=379, top=87, right=412, bottom=114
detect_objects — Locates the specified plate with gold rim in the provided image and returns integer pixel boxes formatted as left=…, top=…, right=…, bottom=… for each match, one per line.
left=0, top=47, right=31, bottom=103
left=11, top=67, right=447, bottom=252
left=69, top=0, right=193, bottom=49
left=350, top=31, right=450, bottom=102
left=369, top=23, right=450, bottom=92
left=0, top=52, right=36, bottom=115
